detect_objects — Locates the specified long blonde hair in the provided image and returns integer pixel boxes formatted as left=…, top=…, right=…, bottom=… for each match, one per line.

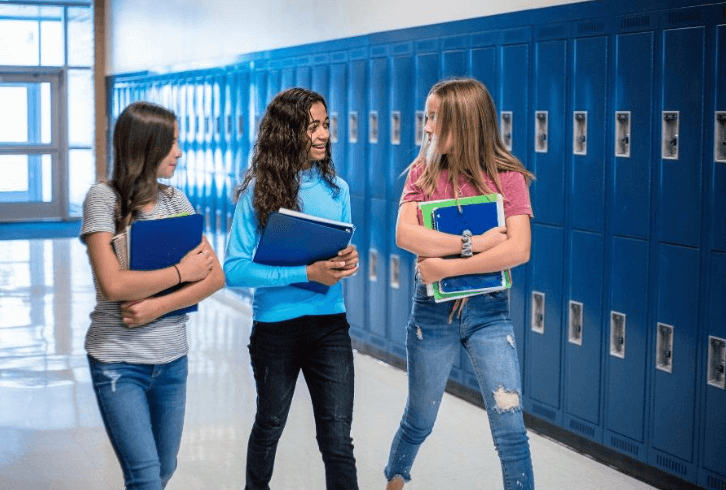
left=410, top=78, right=533, bottom=199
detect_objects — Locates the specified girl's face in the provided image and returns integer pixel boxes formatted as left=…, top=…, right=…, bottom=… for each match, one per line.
left=306, top=102, right=330, bottom=164
left=423, top=94, right=453, bottom=155
left=157, top=122, right=182, bottom=179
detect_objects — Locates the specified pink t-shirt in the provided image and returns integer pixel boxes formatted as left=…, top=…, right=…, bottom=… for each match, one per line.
left=400, top=164, right=533, bottom=225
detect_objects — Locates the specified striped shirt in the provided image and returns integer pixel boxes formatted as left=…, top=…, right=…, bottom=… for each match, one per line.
left=80, top=182, right=195, bottom=364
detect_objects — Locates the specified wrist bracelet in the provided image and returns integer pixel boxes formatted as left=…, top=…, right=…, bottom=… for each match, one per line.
left=461, top=229, right=473, bottom=258
left=173, top=264, right=182, bottom=284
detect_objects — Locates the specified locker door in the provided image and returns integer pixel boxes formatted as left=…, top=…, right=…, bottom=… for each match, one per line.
left=202, top=77, right=214, bottom=230
left=470, top=44, right=496, bottom=103
left=252, top=67, right=267, bottom=142
left=611, top=31, right=654, bottom=240
left=564, top=230, right=603, bottom=439
left=531, top=39, right=567, bottom=226
left=651, top=244, right=699, bottom=481
left=526, top=224, right=564, bottom=424
left=193, top=78, right=206, bottom=215
left=658, top=27, right=705, bottom=248
left=311, top=61, right=329, bottom=103
left=500, top=42, right=530, bottom=385
left=570, top=35, right=607, bottom=233
left=367, top=54, right=389, bottom=343
left=211, top=75, right=224, bottom=233
left=711, top=25, right=726, bottom=253
left=281, top=65, right=294, bottom=91
left=346, top=54, right=368, bottom=337
left=329, top=61, right=347, bottom=183
left=605, top=237, right=649, bottom=461
left=701, top=252, right=726, bottom=487
left=266, top=70, right=281, bottom=109
left=387, top=50, right=414, bottom=358
left=296, top=63, right=312, bottom=88
left=441, top=36, right=467, bottom=78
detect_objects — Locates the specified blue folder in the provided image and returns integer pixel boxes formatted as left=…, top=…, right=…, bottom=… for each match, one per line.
left=253, top=209, right=355, bottom=294
left=432, top=201, right=508, bottom=294
left=129, top=213, right=204, bottom=317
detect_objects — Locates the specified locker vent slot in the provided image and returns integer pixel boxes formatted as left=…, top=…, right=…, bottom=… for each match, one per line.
left=707, top=336, right=726, bottom=389
left=500, top=111, right=513, bottom=151
left=568, top=300, right=583, bottom=346
left=369, top=249, right=378, bottom=282
left=707, top=474, right=726, bottom=490
left=715, top=112, right=726, bottom=163
left=369, top=110, right=379, bottom=144
left=610, top=436, right=639, bottom=457
left=532, top=403, right=556, bottom=421
left=577, top=21, right=605, bottom=34
left=610, top=312, right=626, bottom=358
left=391, top=111, right=401, bottom=146
left=390, top=255, right=400, bottom=289
left=348, top=111, right=358, bottom=144
left=655, top=454, right=688, bottom=476
left=330, top=112, right=339, bottom=143
left=535, top=111, right=548, bottom=153
left=656, top=323, right=674, bottom=373
left=620, top=15, right=650, bottom=31
left=661, top=111, right=679, bottom=160
left=573, top=111, right=587, bottom=156
left=569, top=419, right=595, bottom=438
left=531, top=291, right=545, bottom=334
left=668, top=9, right=702, bottom=25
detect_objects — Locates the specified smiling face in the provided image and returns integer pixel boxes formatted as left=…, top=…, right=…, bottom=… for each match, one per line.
left=306, top=102, right=330, bottom=164
left=156, top=122, right=181, bottom=179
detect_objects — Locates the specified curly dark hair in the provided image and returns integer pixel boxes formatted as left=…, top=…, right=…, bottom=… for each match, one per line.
left=109, top=101, right=176, bottom=234
left=234, top=87, right=340, bottom=229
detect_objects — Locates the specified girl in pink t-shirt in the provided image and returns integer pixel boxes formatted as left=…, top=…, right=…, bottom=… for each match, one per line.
left=384, top=78, right=535, bottom=490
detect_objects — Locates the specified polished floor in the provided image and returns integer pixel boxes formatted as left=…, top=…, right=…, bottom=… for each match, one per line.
left=0, top=237, right=657, bottom=489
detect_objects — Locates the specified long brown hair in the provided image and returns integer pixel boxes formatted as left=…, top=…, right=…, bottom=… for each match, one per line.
left=109, top=101, right=176, bottom=234
left=234, top=87, right=339, bottom=229
left=411, top=78, right=534, bottom=199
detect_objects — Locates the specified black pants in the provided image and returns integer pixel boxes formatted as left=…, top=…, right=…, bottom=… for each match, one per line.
left=245, top=313, right=359, bottom=490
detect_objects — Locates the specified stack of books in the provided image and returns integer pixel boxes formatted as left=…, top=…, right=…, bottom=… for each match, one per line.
left=419, top=194, right=511, bottom=302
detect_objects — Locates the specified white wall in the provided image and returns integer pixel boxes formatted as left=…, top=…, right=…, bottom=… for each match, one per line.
left=106, top=0, right=589, bottom=75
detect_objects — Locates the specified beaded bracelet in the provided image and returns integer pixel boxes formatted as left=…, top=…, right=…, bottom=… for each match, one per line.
left=461, top=229, right=473, bottom=258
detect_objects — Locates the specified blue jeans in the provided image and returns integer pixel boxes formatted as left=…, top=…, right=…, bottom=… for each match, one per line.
left=245, top=313, right=358, bottom=490
left=385, top=283, right=534, bottom=489
left=88, top=355, right=188, bottom=490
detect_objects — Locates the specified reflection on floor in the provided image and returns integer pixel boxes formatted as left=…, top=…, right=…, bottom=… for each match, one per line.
left=0, top=238, right=656, bottom=489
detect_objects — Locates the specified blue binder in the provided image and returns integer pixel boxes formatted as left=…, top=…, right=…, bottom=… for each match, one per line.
left=128, top=213, right=204, bottom=317
left=432, top=201, right=508, bottom=294
left=253, top=208, right=356, bottom=294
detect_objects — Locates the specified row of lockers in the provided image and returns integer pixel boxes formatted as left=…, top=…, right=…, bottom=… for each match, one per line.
left=107, top=2, right=725, bottom=488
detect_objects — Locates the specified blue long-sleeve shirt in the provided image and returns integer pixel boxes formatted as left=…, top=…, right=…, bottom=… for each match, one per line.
left=224, top=168, right=351, bottom=322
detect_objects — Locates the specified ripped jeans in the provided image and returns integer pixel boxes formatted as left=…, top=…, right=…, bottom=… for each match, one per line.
left=88, top=355, right=187, bottom=490
left=385, top=283, right=534, bottom=489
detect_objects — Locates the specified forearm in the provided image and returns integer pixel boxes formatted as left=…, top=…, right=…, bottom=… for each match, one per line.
left=396, top=222, right=463, bottom=257
left=98, top=266, right=183, bottom=302
left=443, top=238, right=530, bottom=277
left=224, top=257, right=308, bottom=288
left=150, top=266, right=225, bottom=315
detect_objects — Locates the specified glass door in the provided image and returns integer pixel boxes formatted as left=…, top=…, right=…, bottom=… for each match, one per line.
left=0, top=70, right=65, bottom=221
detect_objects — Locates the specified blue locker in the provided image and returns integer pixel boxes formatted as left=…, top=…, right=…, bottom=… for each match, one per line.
left=531, top=39, right=566, bottom=226
left=202, top=78, right=214, bottom=230
left=569, top=36, right=607, bottom=233
left=470, top=44, right=496, bottom=103
left=711, top=25, right=726, bottom=253
left=564, top=230, right=603, bottom=438
left=281, top=65, right=294, bottom=91
left=658, top=27, right=705, bottom=248
left=387, top=49, right=414, bottom=358
left=329, top=60, right=348, bottom=184
left=525, top=223, right=564, bottom=423
left=346, top=53, right=368, bottom=336
left=233, top=70, right=251, bottom=182
left=651, top=243, right=699, bottom=481
left=415, top=50, right=438, bottom=113
left=604, top=236, right=649, bottom=461
left=611, top=31, right=654, bottom=240
left=311, top=59, right=329, bottom=102
left=701, top=252, right=726, bottom=487
left=296, top=61, right=311, bottom=88
left=441, top=35, right=467, bottom=78
left=252, top=65, right=267, bottom=141
left=500, top=42, right=530, bottom=380
left=366, top=53, right=389, bottom=345
left=266, top=69, right=281, bottom=108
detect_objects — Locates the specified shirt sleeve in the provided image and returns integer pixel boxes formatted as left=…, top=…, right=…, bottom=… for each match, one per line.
left=80, top=183, right=116, bottom=243
left=223, top=185, right=309, bottom=289
left=501, top=171, right=534, bottom=219
left=399, top=164, right=425, bottom=204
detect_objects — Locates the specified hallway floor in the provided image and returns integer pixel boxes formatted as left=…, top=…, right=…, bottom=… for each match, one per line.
left=0, top=237, right=657, bottom=489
